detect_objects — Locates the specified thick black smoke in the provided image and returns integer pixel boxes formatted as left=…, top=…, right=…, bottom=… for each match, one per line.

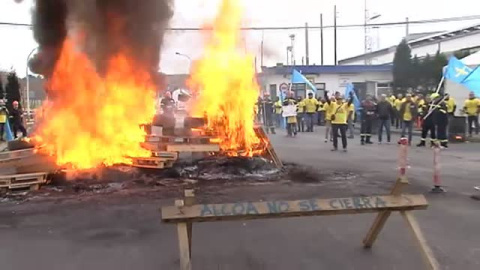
left=29, top=0, right=174, bottom=78
left=29, top=0, right=67, bottom=76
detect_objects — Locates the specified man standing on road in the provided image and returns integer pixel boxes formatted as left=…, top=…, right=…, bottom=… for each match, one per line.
left=303, top=92, right=319, bottom=132
left=324, top=91, right=354, bottom=152
left=296, top=97, right=305, bottom=133
left=323, top=96, right=335, bottom=143
left=445, top=94, right=456, bottom=116
left=9, top=101, right=27, bottom=139
left=463, top=92, right=480, bottom=137
left=399, top=94, right=417, bottom=145
left=274, top=97, right=283, bottom=128
left=346, top=101, right=355, bottom=139
left=261, top=93, right=276, bottom=134
left=360, top=95, right=376, bottom=145
left=394, top=93, right=404, bottom=129
left=417, top=95, right=437, bottom=147
left=432, top=93, right=449, bottom=148
left=283, top=92, right=298, bottom=137
left=376, top=94, right=393, bottom=144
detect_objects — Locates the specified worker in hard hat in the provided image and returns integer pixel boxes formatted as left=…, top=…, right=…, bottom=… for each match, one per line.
left=399, top=94, right=417, bottom=145
left=445, top=94, right=456, bottom=116
left=9, top=101, right=27, bottom=139
left=432, top=93, right=449, bottom=148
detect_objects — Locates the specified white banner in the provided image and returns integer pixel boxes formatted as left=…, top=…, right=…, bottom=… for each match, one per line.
left=282, top=105, right=297, bottom=117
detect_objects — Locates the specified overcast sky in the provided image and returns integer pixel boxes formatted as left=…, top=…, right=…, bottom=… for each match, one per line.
left=1, top=0, right=480, bottom=77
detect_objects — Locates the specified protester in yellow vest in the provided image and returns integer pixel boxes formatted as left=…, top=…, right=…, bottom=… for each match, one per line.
left=324, top=90, right=354, bottom=151
left=444, top=94, right=456, bottom=115
left=0, top=100, right=8, bottom=141
left=296, top=97, right=306, bottom=132
left=317, top=98, right=325, bottom=126
left=303, top=92, right=319, bottom=132
left=274, top=97, right=283, bottom=128
left=323, top=97, right=335, bottom=143
left=399, top=94, right=417, bottom=144
left=463, top=91, right=480, bottom=136
left=393, top=93, right=404, bottom=129
left=283, top=93, right=298, bottom=137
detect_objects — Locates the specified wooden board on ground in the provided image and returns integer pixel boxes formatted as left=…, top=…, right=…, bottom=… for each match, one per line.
left=131, top=157, right=175, bottom=169
left=162, top=194, right=428, bottom=223
left=0, top=150, right=58, bottom=175
left=254, top=126, right=283, bottom=168
left=0, top=172, right=49, bottom=191
left=166, top=144, right=220, bottom=153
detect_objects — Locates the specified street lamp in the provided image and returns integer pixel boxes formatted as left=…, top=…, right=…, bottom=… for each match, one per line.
left=26, top=47, right=38, bottom=121
left=175, top=52, right=192, bottom=73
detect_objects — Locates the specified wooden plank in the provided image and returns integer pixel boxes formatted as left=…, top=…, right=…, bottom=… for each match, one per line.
left=0, top=172, right=48, bottom=180
left=162, top=194, right=428, bottom=224
left=184, top=190, right=195, bottom=257
left=254, top=126, right=283, bottom=168
left=401, top=211, right=440, bottom=270
left=166, top=144, right=220, bottom=153
left=175, top=200, right=192, bottom=270
left=363, top=177, right=409, bottom=248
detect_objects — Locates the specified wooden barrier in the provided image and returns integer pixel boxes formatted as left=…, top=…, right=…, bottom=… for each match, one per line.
left=161, top=177, right=439, bottom=270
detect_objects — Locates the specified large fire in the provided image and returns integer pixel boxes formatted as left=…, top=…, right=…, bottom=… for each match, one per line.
left=34, top=39, right=155, bottom=169
left=188, top=0, right=261, bottom=156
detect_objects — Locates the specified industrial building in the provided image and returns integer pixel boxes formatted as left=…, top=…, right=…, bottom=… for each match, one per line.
left=339, top=24, right=480, bottom=65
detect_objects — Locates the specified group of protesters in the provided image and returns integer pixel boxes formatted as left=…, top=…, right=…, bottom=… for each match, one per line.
left=258, top=89, right=480, bottom=151
left=0, top=99, right=27, bottom=141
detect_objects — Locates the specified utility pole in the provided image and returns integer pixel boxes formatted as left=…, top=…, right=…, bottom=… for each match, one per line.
left=334, top=5, right=338, bottom=65
left=364, top=0, right=368, bottom=64
left=320, top=13, right=324, bottom=65
left=406, top=17, right=410, bottom=37
left=261, top=31, right=264, bottom=67
left=305, top=22, right=310, bottom=65
left=289, top=34, right=296, bottom=65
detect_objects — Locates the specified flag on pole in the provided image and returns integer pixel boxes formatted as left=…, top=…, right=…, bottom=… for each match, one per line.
left=461, top=66, right=480, bottom=96
left=444, top=57, right=474, bottom=83
left=291, top=69, right=317, bottom=94
left=345, top=83, right=361, bottom=111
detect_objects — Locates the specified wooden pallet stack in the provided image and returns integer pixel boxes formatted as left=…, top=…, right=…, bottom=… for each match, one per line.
left=0, top=172, right=50, bottom=193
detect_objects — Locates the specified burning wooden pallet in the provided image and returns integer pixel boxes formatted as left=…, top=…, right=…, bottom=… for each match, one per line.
left=0, top=172, right=50, bottom=192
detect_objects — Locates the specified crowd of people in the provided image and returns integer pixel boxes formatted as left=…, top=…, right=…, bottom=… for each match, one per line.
left=0, top=100, right=27, bottom=141
left=258, top=90, right=480, bottom=151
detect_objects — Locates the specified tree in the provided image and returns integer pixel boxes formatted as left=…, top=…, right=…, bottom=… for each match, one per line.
left=0, top=77, right=3, bottom=100
left=410, top=55, right=421, bottom=88
left=392, top=39, right=412, bottom=92
left=432, top=51, right=448, bottom=86
left=5, top=71, right=21, bottom=111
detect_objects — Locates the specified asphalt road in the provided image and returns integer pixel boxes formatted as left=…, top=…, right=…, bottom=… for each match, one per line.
left=1, top=126, right=479, bottom=270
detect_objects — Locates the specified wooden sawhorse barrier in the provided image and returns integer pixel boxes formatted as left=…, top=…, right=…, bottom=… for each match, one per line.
left=162, top=178, right=439, bottom=270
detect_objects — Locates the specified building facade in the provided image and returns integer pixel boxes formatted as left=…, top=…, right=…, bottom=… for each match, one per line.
left=260, top=64, right=393, bottom=100
left=340, top=24, right=480, bottom=65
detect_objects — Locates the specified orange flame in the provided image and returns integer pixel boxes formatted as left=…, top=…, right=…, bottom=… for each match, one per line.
left=34, top=39, right=155, bottom=169
left=188, top=0, right=260, bottom=156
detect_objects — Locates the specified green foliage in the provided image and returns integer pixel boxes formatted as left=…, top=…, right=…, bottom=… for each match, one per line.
left=392, top=39, right=448, bottom=93
left=0, top=77, right=3, bottom=100
left=392, top=39, right=412, bottom=92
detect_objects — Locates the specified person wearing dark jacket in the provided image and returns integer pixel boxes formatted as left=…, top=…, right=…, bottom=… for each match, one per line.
left=9, top=101, right=27, bottom=139
left=417, top=95, right=438, bottom=147
left=376, top=94, right=394, bottom=144
left=399, top=94, right=417, bottom=145
left=261, top=93, right=276, bottom=134
left=360, top=95, right=376, bottom=145
left=432, top=93, right=449, bottom=148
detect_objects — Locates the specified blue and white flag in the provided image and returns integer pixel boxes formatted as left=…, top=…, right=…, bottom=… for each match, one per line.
left=345, top=83, right=361, bottom=111
left=291, top=69, right=317, bottom=94
left=444, top=57, right=474, bottom=83
left=461, top=66, right=480, bottom=96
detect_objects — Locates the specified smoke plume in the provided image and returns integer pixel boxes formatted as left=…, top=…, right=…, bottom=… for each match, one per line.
left=29, top=0, right=174, bottom=78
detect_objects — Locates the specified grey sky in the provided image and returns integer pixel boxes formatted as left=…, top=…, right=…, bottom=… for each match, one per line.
left=1, top=0, right=480, bottom=76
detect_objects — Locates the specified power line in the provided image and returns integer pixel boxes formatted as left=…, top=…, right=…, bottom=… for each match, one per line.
left=1, top=15, right=480, bottom=31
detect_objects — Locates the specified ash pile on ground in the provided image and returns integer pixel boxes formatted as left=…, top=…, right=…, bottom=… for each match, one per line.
left=1, top=157, right=360, bottom=202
